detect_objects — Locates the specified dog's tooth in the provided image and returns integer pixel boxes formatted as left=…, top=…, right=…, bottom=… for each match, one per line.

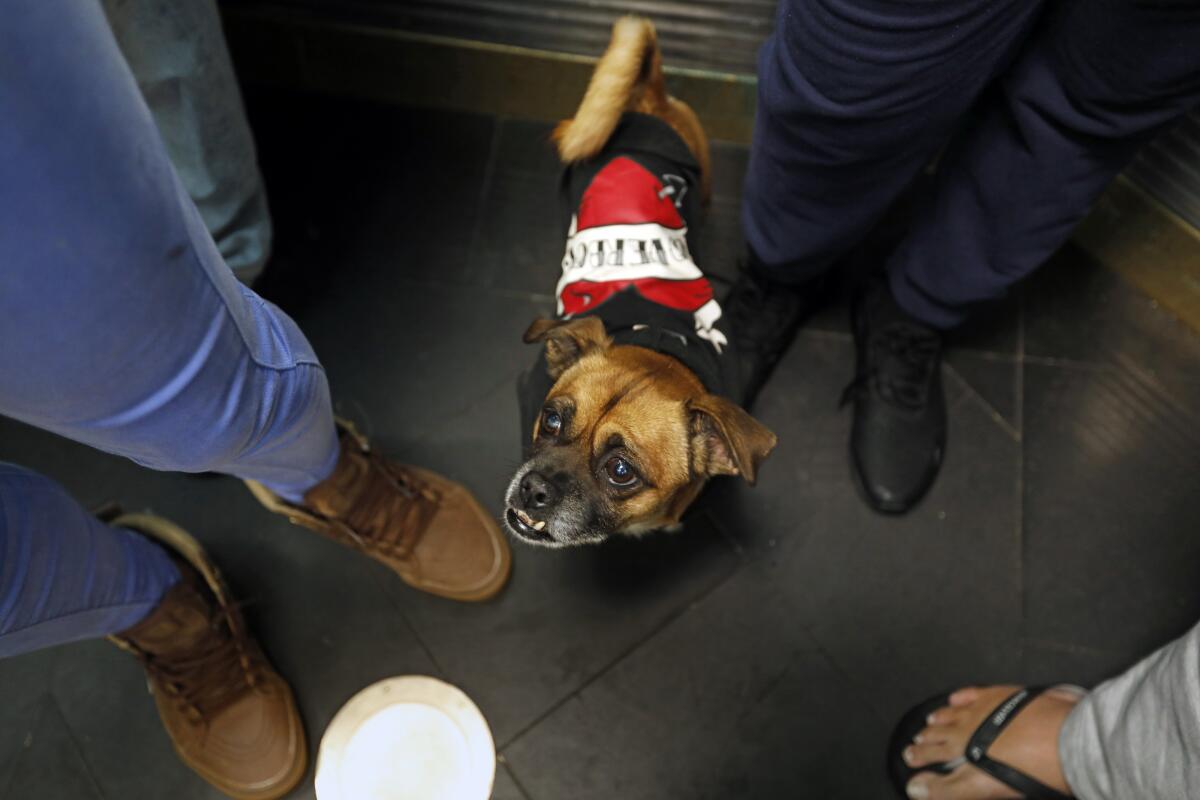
left=533, top=520, right=547, bottom=531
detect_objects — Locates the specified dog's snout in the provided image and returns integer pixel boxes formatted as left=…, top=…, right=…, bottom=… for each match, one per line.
left=519, top=471, right=557, bottom=510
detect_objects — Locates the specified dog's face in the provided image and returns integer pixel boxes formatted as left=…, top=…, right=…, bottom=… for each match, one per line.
left=504, top=317, right=776, bottom=547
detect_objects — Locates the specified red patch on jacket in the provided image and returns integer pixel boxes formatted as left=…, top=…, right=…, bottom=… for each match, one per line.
left=575, top=157, right=684, bottom=231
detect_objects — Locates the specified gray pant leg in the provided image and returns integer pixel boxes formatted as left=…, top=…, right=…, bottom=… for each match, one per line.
left=101, top=0, right=272, bottom=283
left=1059, top=620, right=1200, bottom=799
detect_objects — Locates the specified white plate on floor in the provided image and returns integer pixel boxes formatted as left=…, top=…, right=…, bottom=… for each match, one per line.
left=314, top=676, right=496, bottom=800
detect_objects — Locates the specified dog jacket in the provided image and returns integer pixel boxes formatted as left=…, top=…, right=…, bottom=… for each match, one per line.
left=520, top=113, right=741, bottom=447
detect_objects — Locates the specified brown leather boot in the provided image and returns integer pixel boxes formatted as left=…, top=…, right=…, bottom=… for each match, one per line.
left=109, top=513, right=307, bottom=800
left=246, top=419, right=511, bottom=602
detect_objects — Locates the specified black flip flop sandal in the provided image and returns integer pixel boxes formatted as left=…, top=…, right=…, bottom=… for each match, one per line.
left=888, top=686, right=1080, bottom=799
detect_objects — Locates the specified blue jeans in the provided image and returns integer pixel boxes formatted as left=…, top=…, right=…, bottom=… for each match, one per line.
left=101, top=0, right=274, bottom=284
left=743, top=0, right=1200, bottom=327
left=0, top=0, right=338, bottom=656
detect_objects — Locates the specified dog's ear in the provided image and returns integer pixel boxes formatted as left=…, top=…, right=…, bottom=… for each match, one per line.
left=523, top=317, right=611, bottom=379
left=687, top=394, right=777, bottom=485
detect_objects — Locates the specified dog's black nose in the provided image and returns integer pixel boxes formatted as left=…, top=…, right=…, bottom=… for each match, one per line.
left=519, top=471, right=556, bottom=510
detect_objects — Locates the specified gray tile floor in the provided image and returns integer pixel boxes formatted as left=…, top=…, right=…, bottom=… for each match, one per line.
left=2, top=93, right=1199, bottom=799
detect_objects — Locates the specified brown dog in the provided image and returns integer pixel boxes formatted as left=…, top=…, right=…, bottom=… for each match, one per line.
left=504, top=17, right=776, bottom=547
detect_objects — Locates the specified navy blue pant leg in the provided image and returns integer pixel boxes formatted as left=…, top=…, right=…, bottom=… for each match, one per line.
left=744, top=0, right=1200, bottom=327
left=890, top=0, right=1200, bottom=327
left=742, top=0, right=1043, bottom=281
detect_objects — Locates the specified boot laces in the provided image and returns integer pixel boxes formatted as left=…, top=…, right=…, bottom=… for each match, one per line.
left=330, top=448, right=439, bottom=558
left=127, top=605, right=260, bottom=723
left=842, top=323, right=941, bottom=410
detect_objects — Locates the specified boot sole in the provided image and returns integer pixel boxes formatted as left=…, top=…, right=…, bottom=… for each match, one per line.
left=108, top=513, right=309, bottom=800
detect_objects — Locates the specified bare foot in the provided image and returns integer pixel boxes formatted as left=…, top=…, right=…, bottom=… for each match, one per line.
left=903, top=685, right=1081, bottom=799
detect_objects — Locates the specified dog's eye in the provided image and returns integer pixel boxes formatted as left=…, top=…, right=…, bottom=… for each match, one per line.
left=605, top=456, right=637, bottom=486
left=541, top=410, right=563, bottom=436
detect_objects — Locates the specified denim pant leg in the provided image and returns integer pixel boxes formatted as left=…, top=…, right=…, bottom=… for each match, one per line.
left=0, top=0, right=338, bottom=500
left=0, top=464, right=181, bottom=658
left=741, top=0, right=1043, bottom=282
left=888, top=0, right=1200, bottom=327
left=101, top=0, right=273, bottom=284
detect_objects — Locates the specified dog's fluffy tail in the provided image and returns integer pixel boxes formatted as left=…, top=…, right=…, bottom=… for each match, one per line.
left=553, top=16, right=665, bottom=163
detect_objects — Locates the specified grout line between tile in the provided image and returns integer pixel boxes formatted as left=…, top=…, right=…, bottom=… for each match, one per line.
left=797, top=327, right=853, bottom=344
left=1022, top=636, right=1125, bottom=659
left=949, top=385, right=972, bottom=415
left=801, top=633, right=891, bottom=727
left=371, top=571, right=447, bottom=677
left=1015, top=307, right=1025, bottom=435
left=1020, top=354, right=1127, bottom=372
left=463, top=115, right=506, bottom=286
left=0, top=741, right=15, bottom=800
left=702, top=508, right=747, bottom=560
left=943, top=362, right=1021, bottom=443
left=391, top=274, right=557, bottom=306
left=399, top=611, right=446, bottom=676
left=409, top=372, right=516, bottom=448
left=497, top=562, right=742, bottom=751
left=788, top=535, right=910, bottom=720
left=1015, top=303, right=1026, bottom=645
left=497, top=756, right=536, bottom=800
left=804, top=325, right=1032, bottom=367
left=945, top=347, right=1020, bottom=363
left=44, top=695, right=110, bottom=800
left=0, top=688, right=49, bottom=799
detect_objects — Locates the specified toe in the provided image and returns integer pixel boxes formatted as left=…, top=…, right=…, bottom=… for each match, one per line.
left=916, top=764, right=1026, bottom=800
left=925, top=705, right=960, bottom=727
left=913, top=724, right=950, bottom=745
left=904, top=739, right=957, bottom=768
left=948, top=687, right=981, bottom=706
left=907, top=768, right=985, bottom=800
left=905, top=773, right=936, bottom=800
left=907, top=771, right=957, bottom=800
